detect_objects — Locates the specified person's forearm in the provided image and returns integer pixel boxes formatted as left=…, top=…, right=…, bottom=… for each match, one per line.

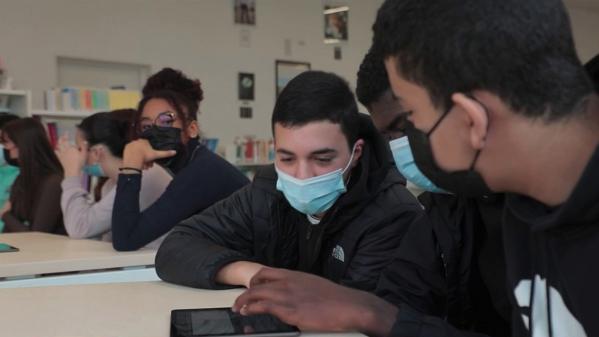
left=112, top=174, right=143, bottom=251
left=123, top=146, right=145, bottom=170
left=354, top=295, right=398, bottom=337
left=216, top=261, right=265, bottom=288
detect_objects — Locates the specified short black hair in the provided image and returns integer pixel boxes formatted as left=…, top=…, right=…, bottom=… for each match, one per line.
left=372, top=0, right=593, bottom=121
left=356, top=48, right=390, bottom=107
left=272, top=70, right=360, bottom=149
left=78, top=109, right=135, bottom=157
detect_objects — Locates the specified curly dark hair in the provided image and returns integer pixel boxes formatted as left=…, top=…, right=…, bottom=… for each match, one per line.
left=136, top=68, right=204, bottom=132
left=356, top=48, right=390, bottom=108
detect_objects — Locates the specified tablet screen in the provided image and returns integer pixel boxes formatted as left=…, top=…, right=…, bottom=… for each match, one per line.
left=171, top=308, right=299, bottom=337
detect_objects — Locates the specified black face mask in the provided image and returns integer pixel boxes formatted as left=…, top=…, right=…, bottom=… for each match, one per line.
left=3, top=148, right=19, bottom=167
left=140, top=126, right=183, bottom=167
left=404, top=106, right=492, bottom=197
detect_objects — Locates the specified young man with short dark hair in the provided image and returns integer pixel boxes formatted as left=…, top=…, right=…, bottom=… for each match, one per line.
left=357, top=48, right=511, bottom=336
left=155, top=70, right=423, bottom=293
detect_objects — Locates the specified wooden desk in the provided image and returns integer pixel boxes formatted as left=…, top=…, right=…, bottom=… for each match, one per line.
left=0, top=232, right=155, bottom=278
left=0, top=281, right=364, bottom=337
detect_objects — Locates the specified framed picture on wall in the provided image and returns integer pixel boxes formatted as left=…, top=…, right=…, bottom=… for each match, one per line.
left=238, top=72, right=255, bottom=100
left=324, top=5, right=349, bottom=44
left=275, top=60, right=311, bottom=98
left=234, top=0, right=256, bottom=25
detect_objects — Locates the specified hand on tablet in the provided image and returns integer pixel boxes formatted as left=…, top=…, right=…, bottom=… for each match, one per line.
left=232, top=268, right=398, bottom=337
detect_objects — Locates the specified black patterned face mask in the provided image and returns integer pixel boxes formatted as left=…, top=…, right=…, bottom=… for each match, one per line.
left=404, top=106, right=492, bottom=197
left=140, top=126, right=183, bottom=167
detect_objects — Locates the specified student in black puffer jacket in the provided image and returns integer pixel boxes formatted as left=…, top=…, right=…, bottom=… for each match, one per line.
left=156, top=71, right=423, bottom=292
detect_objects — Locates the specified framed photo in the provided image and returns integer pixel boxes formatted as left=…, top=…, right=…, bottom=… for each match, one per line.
left=234, top=0, right=256, bottom=25
left=324, top=5, right=349, bottom=43
left=275, top=60, right=311, bottom=98
left=238, top=72, right=255, bottom=100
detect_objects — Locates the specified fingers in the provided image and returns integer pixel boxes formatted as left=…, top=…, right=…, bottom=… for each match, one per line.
left=240, top=300, right=297, bottom=326
left=233, top=282, right=290, bottom=312
left=57, top=134, right=69, bottom=148
left=79, top=140, right=89, bottom=153
left=151, top=149, right=177, bottom=160
left=249, top=267, right=294, bottom=287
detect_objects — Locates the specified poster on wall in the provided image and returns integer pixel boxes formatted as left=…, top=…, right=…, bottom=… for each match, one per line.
left=324, top=4, right=349, bottom=44
left=238, top=72, right=255, bottom=100
left=275, top=60, right=311, bottom=98
left=234, top=0, right=256, bottom=25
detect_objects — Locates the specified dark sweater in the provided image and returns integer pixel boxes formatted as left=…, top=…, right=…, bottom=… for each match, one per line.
left=387, top=146, right=599, bottom=337
left=2, top=173, right=65, bottom=234
left=111, top=141, right=250, bottom=251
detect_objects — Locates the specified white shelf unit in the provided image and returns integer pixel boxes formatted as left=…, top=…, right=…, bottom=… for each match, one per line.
left=31, top=109, right=99, bottom=119
left=0, top=89, right=31, bottom=118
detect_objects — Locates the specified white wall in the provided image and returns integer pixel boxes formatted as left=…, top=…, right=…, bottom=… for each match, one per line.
left=0, top=0, right=383, bottom=147
left=566, top=5, right=599, bottom=62
left=1, top=0, right=596, bottom=147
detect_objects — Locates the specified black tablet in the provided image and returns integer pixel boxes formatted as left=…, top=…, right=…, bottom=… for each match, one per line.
left=171, top=308, right=300, bottom=337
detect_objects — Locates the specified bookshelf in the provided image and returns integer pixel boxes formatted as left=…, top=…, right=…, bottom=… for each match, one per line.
left=0, top=89, right=31, bottom=118
left=31, top=109, right=98, bottom=119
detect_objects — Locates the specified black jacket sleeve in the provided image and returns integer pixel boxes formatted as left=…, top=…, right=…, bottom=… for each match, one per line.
left=376, top=213, right=448, bottom=317
left=155, top=184, right=258, bottom=289
left=390, top=304, right=489, bottom=337
left=340, top=197, right=423, bottom=292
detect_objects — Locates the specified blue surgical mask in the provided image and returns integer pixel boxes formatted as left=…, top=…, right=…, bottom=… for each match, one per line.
left=276, top=146, right=356, bottom=215
left=82, top=163, right=106, bottom=177
left=389, top=136, right=447, bottom=193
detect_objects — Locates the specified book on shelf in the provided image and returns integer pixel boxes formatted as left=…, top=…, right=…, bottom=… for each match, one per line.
left=46, top=122, right=58, bottom=149
left=44, top=87, right=140, bottom=113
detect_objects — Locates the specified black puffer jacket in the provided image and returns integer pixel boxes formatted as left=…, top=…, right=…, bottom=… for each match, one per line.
left=155, top=116, right=424, bottom=292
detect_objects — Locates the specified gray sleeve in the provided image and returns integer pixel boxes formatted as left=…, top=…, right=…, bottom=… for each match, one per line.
left=61, top=176, right=113, bottom=239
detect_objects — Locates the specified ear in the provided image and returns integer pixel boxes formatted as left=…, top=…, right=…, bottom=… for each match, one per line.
left=452, top=93, right=488, bottom=150
left=187, top=120, right=199, bottom=138
left=350, top=138, right=365, bottom=169
left=92, top=145, right=105, bottom=162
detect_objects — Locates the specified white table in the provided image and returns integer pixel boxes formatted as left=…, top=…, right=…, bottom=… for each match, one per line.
left=0, top=281, right=364, bottom=337
left=0, top=232, right=158, bottom=287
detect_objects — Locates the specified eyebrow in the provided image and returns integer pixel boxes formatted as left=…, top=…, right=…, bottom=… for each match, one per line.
left=276, top=148, right=338, bottom=156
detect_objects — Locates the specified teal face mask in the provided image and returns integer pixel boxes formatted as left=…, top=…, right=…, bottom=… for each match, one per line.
left=82, top=163, right=106, bottom=177
left=276, top=146, right=356, bottom=215
left=389, top=136, right=447, bottom=193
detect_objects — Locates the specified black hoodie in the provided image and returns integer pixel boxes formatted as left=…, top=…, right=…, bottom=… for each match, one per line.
left=155, top=115, right=424, bottom=292
left=387, top=145, right=599, bottom=337
left=502, top=144, right=599, bottom=337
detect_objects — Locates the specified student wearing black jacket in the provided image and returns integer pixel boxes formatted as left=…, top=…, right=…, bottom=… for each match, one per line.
left=111, top=68, right=249, bottom=251
left=155, top=71, right=423, bottom=292
left=231, top=1, right=599, bottom=336
left=356, top=48, right=510, bottom=336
